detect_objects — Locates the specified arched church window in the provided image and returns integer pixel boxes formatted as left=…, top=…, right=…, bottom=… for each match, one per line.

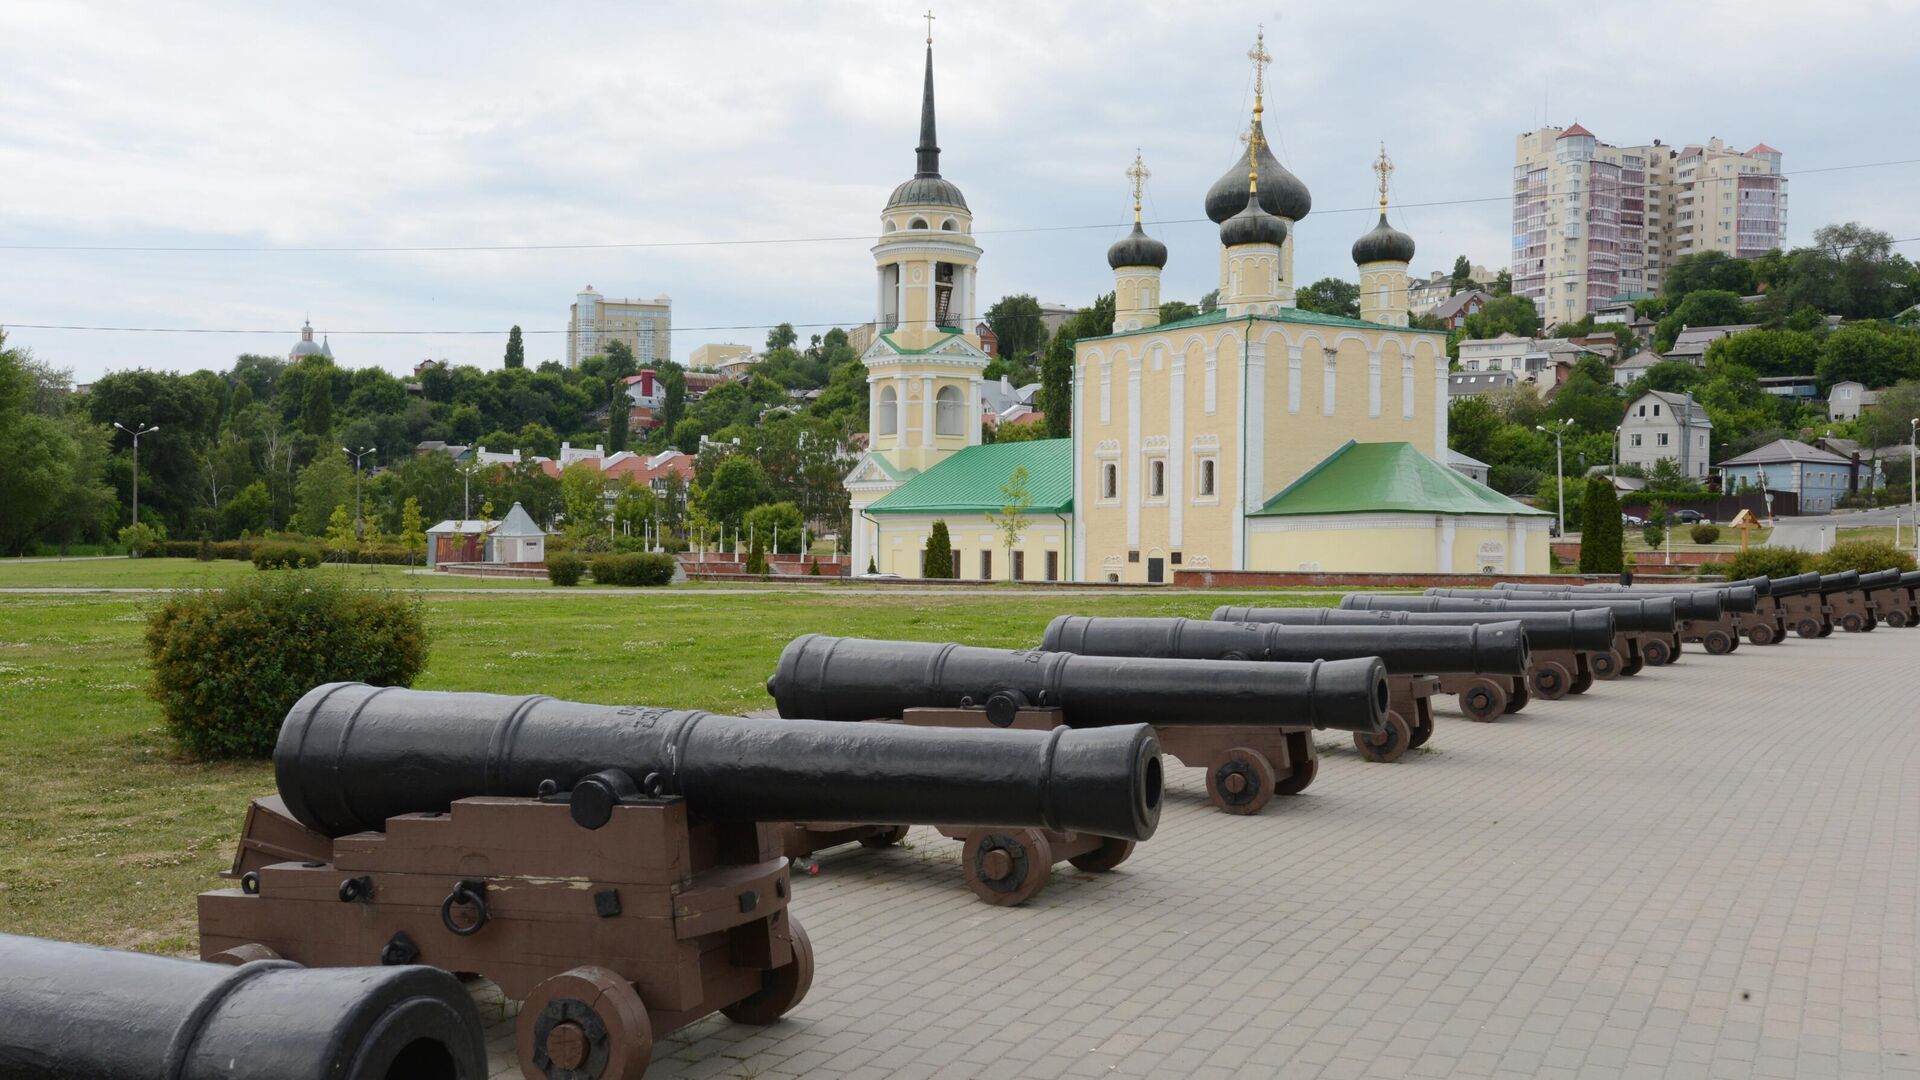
left=935, top=385, right=964, bottom=435
left=877, top=385, right=898, bottom=435
left=883, top=220, right=897, bottom=233
left=909, top=217, right=929, bottom=229
left=940, top=218, right=957, bottom=230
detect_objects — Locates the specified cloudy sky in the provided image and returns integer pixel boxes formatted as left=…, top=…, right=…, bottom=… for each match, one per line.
left=4, top=1, right=1917, bottom=382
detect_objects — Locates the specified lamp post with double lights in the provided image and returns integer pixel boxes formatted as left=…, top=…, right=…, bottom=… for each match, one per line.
left=1536, top=417, right=1573, bottom=537
left=112, top=422, right=160, bottom=526
left=342, top=446, right=375, bottom=538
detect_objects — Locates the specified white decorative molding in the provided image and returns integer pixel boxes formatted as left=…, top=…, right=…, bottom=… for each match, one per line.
left=1191, top=433, right=1221, bottom=450
left=1143, top=434, right=1169, bottom=450
left=1402, top=355, right=1416, bottom=420
left=1287, top=345, right=1302, bottom=415
left=1126, top=353, right=1142, bottom=549
left=1244, top=337, right=1267, bottom=559
left=1250, top=512, right=1470, bottom=533
left=1203, top=347, right=1218, bottom=415
left=1323, top=348, right=1337, bottom=417
left=1100, top=361, right=1113, bottom=424
left=1188, top=554, right=1212, bottom=569
left=1367, top=349, right=1382, bottom=418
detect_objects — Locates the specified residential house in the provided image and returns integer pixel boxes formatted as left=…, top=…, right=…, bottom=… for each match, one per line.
left=1456, top=333, right=1531, bottom=373
left=1612, top=349, right=1664, bottom=387
left=1757, top=375, right=1819, bottom=402
left=1446, top=449, right=1491, bottom=485
left=1620, top=390, right=1713, bottom=479
left=978, top=376, right=1041, bottom=429
left=1664, top=323, right=1759, bottom=366
left=1718, top=439, right=1854, bottom=514
left=1813, top=436, right=1903, bottom=495
left=1406, top=265, right=1497, bottom=314
left=1448, top=371, right=1519, bottom=398
left=1429, top=289, right=1492, bottom=329
left=1827, top=380, right=1880, bottom=421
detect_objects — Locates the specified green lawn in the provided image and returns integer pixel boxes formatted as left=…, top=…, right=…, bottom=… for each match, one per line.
left=0, top=586, right=1332, bottom=951
left=0, top=557, right=552, bottom=590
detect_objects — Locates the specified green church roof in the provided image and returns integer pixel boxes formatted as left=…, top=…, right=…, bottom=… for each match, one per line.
left=1251, top=441, right=1551, bottom=518
left=866, top=439, right=1072, bottom=516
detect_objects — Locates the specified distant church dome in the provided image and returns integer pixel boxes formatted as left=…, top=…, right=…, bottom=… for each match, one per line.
left=1220, top=197, right=1288, bottom=249
left=885, top=45, right=967, bottom=210
left=1204, top=120, right=1312, bottom=224
left=290, top=320, right=326, bottom=360
left=1351, top=213, right=1416, bottom=265
left=1107, top=222, right=1168, bottom=269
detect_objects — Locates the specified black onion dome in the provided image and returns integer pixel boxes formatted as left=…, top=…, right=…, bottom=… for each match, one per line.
left=1107, top=222, right=1168, bottom=269
left=1219, top=199, right=1288, bottom=249
left=1351, top=213, right=1415, bottom=265
left=1204, top=120, right=1312, bottom=223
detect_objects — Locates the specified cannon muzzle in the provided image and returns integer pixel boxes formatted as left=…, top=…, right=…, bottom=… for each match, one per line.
left=769, top=633, right=1388, bottom=734
left=1043, top=614, right=1530, bottom=677
left=278, top=683, right=1162, bottom=842
left=0, top=932, right=487, bottom=1080
left=1213, top=605, right=1614, bottom=656
left=1344, top=593, right=1677, bottom=634
left=1856, top=568, right=1905, bottom=590
left=1765, top=572, right=1825, bottom=597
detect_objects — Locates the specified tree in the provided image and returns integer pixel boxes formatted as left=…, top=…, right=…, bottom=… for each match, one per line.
left=1815, top=323, right=1920, bottom=390
left=1859, top=381, right=1920, bottom=451
left=293, top=455, right=353, bottom=535
left=742, top=501, right=805, bottom=553
left=703, top=455, right=768, bottom=526
left=219, top=480, right=272, bottom=539
left=986, top=466, right=1033, bottom=582
left=1491, top=270, right=1513, bottom=297
left=300, top=363, right=333, bottom=436
left=323, top=504, right=359, bottom=560
left=1447, top=396, right=1501, bottom=463
left=992, top=419, right=1048, bottom=442
left=1579, top=476, right=1623, bottom=573
left=1625, top=361, right=1706, bottom=397
left=766, top=323, right=798, bottom=351
left=504, top=325, right=525, bottom=369
left=1199, top=288, right=1221, bottom=313
left=658, top=366, right=687, bottom=444
left=1702, top=329, right=1819, bottom=379
left=1297, top=277, right=1359, bottom=319
left=559, top=461, right=608, bottom=535
left=1549, top=371, right=1625, bottom=435
left=1664, top=251, right=1755, bottom=300
left=744, top=531, right=769, bottom=575
left=923, top=520, right=954, bottom=578
left=1460, top=295, right=1540, bottom=341
left=1038, top=293, right=1114, bottom=439
left=1654, top=290, right=1750, bottom=352
left=1158, top=300, right=1201, bottom=325
left=985, top=294, right=1047, bottom=361
left=1450, top=255, right=1473, bottom=292
left=399, top=496, right=426, bottom=565
left=606, top=378, right=630, bottom=453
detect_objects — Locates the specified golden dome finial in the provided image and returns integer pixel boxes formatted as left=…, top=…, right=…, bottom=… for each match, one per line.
left=1374, top=142, right=1394, bottom=212
left=1125, top=150, right=1150, bottom=223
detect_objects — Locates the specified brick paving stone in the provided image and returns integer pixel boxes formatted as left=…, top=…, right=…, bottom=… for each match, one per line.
left=477, top=626, right=1920, bottom=1077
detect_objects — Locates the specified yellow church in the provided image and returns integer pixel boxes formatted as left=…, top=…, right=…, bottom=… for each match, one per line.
left=845, top=28, right=1550, bottom=581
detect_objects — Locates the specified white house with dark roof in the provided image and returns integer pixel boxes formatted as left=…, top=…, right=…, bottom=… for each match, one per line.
left=1664, top=323, right=1759, bottom=366
left=1827, top=380, right=1880, bottom=421
left=1620, top=390, right=1712, bottom=478
left=1612, top=349, right=1664, bottom=387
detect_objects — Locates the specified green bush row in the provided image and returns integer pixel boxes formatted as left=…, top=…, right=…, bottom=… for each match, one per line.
left=547, top=552, right=585, bottom=586
left=252, top=542, right=324, bottom=569
left=589, top=552, right=676, bottom=586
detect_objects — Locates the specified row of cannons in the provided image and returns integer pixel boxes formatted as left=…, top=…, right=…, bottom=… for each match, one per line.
left=5, top=568, right=1914, bottom=1079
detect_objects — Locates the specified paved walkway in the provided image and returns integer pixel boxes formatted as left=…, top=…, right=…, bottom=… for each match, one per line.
left=477, top=627, right=1920, bottom=1078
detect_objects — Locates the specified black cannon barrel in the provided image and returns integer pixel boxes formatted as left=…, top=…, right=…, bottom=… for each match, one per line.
left=278, top=683, right=1162, bottom=842
left=1211, top=605, right=1617, bottom=656
left=1902, top=571, right=1920, bottom=588
left=1043, top=614, right=1531, bottom=677
left=1766, top=572, right=1826, bottom=597
left=1856, top=568, right=1905, bottom=590
left=769, top=633, right=1388, bottom=735
left=1425, top=587, right=1720, bottom=621
left=1817, top=570, right=1861, bottom=594
left=1343, top=594, right=1679, bottom=634
left=0, top=931, right=486, bottom=1080
left=1483, top=586, right=1757, bottom=616
left=1498, top=575, right=1774, bottom=598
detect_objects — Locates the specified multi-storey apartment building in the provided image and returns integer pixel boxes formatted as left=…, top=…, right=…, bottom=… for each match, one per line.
left=1512, top=126, right=1786, bottom=326
left=566, top=286, right=672, bottom=367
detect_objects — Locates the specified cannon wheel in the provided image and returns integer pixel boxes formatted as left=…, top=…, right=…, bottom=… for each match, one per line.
left=1641, top=639, right=1672, bottom=667
left=1505, top=678, right=1530, bottom=714
left=1529, top=662, right=1570, bottom=701
left=1840, top=612, right=1869, bottom=633
left=721, top=915, right=815, bottom=1024
left=960, top=829, right=1054, bottom=905
left=1205, top=748, right=1275, bottom=815
left=1702, top=629, right=1735, bottom=655
left=1407, top=717, right=1434, bottom=749
left=1272, top=736, right=1318, bottom=797
left=1458, top=679, right=1507, bottom=723
left=1067, top=837, right=1136, bottom=873
left=1747, top=623, right=1777, bottom=646
left=1353, top=712, right=1412, bottom=764
left=858, top=825, right=911, bottom=849
left=1589, top=649, right=1620, bottom=680
left=1795, top=617, right=1823, bottom=639
left=518, top=965, right=653, bottom=1080
left=206, top=942, right=282, bottom=966
left=1884, top=609, right=1910, bottom=628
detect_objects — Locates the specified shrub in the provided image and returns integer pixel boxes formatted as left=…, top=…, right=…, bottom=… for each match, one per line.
left=1726, top=547, right=1813, bottom=580
left=744, top=533, right=768, bottom=576
left=144, top=572, right=428, bottom=759
left=252, top=541, right=324, bottom=570
left=866, top=557, right=878, bottom=574
left=196, top=537, right=217, bottom=561
left=589, top=552, right=676, bottom=586
left=1642, top=523, right=1665, bottom=549
left=1815, top=540, right=1917, bottom=575
left=1578, top=476, right=1623, bottom=574
left=923, top=520, right=954, bottom=579
left=1689, top=524, right=1721, bottom=545
left=119, top=521, right=166, bottom=557
left=547, top=551, right=585, bottom=586
left=807, top=558, right=822, bottom=576
left=1694, top=559, right=1729, bottom=581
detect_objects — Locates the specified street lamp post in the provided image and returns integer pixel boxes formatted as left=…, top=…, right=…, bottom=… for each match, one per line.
left=112, top=422, right=160, bottom=526
left=1537, top=418, right=1573, bottom=537
left=1910, top=417, right=1917, bottom=560
left=342, top=446, right=374, bottom=537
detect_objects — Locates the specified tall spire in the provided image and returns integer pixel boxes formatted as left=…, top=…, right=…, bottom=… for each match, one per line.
left=914, top=11, right=941, bottom=179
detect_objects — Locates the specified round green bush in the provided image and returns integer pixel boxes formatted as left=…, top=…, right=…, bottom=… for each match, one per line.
left=1725, top=547, right=1813, bottom=580
left=547, top=551, right=585, bottom=586
left=588, top=552, right=676, bottom=586
left=1642, top=523, right=1665, bottom=549
left=1689, top=524, right=1721, bottom=545
left=251, top=541, right=323, bottom=570
left=144, top=572, right=429, bottom=759
left=1815, top=540, right=1918, bottom=575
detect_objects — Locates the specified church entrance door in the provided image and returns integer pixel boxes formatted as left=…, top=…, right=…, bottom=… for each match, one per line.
left=1147, top=557, right=1165, bottom=583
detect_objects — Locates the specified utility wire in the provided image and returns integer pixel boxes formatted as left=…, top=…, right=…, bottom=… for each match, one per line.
left=0, top=158, right=1913, bottom=254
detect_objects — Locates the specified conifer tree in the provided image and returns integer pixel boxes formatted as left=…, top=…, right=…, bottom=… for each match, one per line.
left=923, top=520, right=954, bottom=578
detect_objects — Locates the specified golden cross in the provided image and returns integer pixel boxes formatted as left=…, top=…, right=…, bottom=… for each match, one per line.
left=924, top=8, right=935, bottom=44
left=1374, top=142, right=1394, bottom=211
left=1125, top=151, right=1150, bottom=220
left=1248, top=25, right=1271, bottom=98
